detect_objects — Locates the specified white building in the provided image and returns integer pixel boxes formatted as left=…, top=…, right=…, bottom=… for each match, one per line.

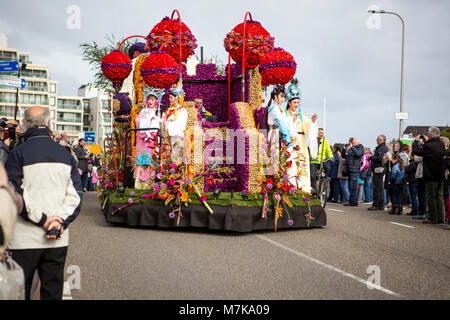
left=78, top=84, right=113, bottom=145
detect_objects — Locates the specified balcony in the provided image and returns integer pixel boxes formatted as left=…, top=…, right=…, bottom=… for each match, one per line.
left=0, top=57, right=18, bottom=62
left=21, top=71, right=48, bottom=79
left=0, top=97, right=17, bottom=103
left=57, top=117, right=82, bottom=123
left=23, top=86, right=48, bottom=92
left=57, top=104, right=82, bottom=111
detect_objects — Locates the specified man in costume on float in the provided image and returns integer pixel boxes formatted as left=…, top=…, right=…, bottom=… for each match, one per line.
left=194, top=97, right=218, bottom=123
left=134, top=87, right=164, bottom=189
left=164, top=82, right=188, bottom=160
left=284, top=80, right=318, bottom=194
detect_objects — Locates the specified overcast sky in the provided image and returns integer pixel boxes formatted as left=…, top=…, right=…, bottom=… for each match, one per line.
left=1, top=0, right=449, bottom=148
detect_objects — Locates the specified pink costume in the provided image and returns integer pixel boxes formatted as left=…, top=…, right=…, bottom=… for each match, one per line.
left=134, top=107, right=161, bottom=189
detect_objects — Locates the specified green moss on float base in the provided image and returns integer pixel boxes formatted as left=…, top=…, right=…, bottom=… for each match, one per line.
left=108, top=189, right=321, bottom=208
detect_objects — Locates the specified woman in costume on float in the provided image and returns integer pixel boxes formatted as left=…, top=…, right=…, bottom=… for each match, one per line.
left=164, top=83, right=188, bottom=159
left=284, top=81, right=318, bottom=193
left=267, top=85, right=291, bottom=157
left=134, top=88, right=164, bottom=189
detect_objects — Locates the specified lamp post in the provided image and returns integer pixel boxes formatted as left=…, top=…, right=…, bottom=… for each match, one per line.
left=14, top=59, right=27, bottom=121
left=369, top=9, right=405, bottom=140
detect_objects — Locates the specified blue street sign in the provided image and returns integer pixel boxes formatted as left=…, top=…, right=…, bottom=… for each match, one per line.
left=84, top=131, right=96, bottom=143
left=0, top=61, right=19, bottom=72
left=0, top=75, right=26, bottom=88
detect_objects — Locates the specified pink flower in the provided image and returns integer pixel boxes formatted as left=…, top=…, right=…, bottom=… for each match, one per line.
left=200, top=195, right=207, bottom=202
left=169, top=212, right=176, bottom=219
left=141, top=193, right=151, bottom=198
left=170, top=163, right=177, bottom=168
left=169, top=179, right=175, bottom=186
left=127, top=198, right=133, bottom=204
left=287, top=219, right=294, bottom=226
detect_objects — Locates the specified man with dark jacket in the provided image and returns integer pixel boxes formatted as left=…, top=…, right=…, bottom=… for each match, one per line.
left=74, top=138, right=89, bottom=192
left=368, top=135, right=389, bottom=210
left=345, top=137, right=364, bottom=206
left=5, top=106, right=83, bottom=299
left=412, top=127, right=446, bottom=224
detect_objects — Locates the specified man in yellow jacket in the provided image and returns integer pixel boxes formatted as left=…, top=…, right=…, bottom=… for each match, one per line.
left=310, top=128, right=334, bottom=195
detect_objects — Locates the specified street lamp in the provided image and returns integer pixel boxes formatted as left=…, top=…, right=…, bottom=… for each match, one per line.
left=368, top=9, right=405, bottom=140
left=14, top=59, right=27, bottom=121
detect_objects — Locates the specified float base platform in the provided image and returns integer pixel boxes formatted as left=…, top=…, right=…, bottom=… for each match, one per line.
left=103, top=201, right=326, bottom=232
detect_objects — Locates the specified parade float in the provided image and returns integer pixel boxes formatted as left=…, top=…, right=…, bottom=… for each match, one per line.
left=97, top=10, right=326, bottom=232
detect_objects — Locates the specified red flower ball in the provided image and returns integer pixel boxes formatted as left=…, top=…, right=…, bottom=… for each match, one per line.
left=141, top=51, right=179, bottom=89
left=224, top=20, right=274, bottom=69
left=147, top=17, right=198, bottom=62
left=101, top=50, right=132, bottom=83
left=259, top=48, right=297, bottom=86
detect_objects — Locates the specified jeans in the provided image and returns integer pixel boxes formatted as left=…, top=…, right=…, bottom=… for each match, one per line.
left=81, top=172, right=88, bottom=190
left=391, top=184, right=404, bottom=206
left=310, top=163, right=319, bottom=191
left=426, top=181, right=445, bottom=222
left=358, top=184, right=365, bottom=201
left=310, top=162, right=331, bottom=191
left=408, top=182, right=418, bottom=211
left=417, top=178, right=427, bottom=215
left=348, top=172, right=359, bottom=206
left=331, top=178, right=340, bottom=202
left=340, top=179, right=349, bottom=203
left=364, top=175, right=373, bottom=202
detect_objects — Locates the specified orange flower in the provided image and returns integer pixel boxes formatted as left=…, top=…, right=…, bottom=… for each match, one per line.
left=180, top=192, right=189, bottom=202
left=276, top=207, right=283, bottom=216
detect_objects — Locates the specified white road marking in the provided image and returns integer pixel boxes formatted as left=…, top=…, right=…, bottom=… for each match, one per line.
left=256, top=235, right=402, bottom=298
left=389, top=222, right=415, bottom=229
left=63, top=282, right=73, bottom=300
left=328, top=208, right=344, bottom=212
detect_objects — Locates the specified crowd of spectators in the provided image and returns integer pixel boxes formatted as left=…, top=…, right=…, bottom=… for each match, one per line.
left=327, top=127, right=450, bottom=228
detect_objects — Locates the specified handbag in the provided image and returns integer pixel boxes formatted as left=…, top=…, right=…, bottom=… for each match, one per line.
left=0, top=250, right=25, bottom=300
left=360, top=166, right=370, bottom=179
left=374, top=167, right=384, bottom=174
left=342, top=165, right=349, bottom=177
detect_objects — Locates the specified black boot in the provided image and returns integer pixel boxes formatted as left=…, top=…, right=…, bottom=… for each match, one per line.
left=388, top=206, right=397, bottom=215
left=397, top=206, right=403, bottom=215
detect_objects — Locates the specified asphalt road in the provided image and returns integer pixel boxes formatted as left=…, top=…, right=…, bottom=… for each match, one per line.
left=64, top=192, right=450, bottom=300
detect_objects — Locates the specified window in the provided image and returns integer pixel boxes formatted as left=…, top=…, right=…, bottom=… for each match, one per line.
left=50, top=97, right=55, bottom=106
left=50, top=83, right=56, bottom=93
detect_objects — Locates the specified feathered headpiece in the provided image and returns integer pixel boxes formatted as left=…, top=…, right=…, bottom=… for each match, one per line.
left=285, top=78, right=302, bottom=102
left=169, top=81, right=185, bottom=98
left=144, top=87, right=165, bottom=105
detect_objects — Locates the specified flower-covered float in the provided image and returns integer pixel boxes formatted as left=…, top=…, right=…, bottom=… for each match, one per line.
left=97, top=10, right=326, bottom=232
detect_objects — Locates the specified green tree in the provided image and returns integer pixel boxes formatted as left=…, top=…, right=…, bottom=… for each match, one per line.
left=441, top=128, right=450, bottom=139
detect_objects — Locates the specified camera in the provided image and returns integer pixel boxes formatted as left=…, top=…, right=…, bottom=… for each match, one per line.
left=419, top=135, right=425, bottom=140
left=46, top=228, right=61, bottom=238
left=3, top=126, right=16, bottom=140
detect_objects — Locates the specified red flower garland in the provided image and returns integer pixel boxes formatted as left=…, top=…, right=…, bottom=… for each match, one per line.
left=141, top=51, right=179, bottom=89
left=147, top=17, right=197, bottom=62
left=101, top=50, right=132, bottom=83
left=224, top=20, right=274, bottom=69
left=259, top=48, right=297, bottom=86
